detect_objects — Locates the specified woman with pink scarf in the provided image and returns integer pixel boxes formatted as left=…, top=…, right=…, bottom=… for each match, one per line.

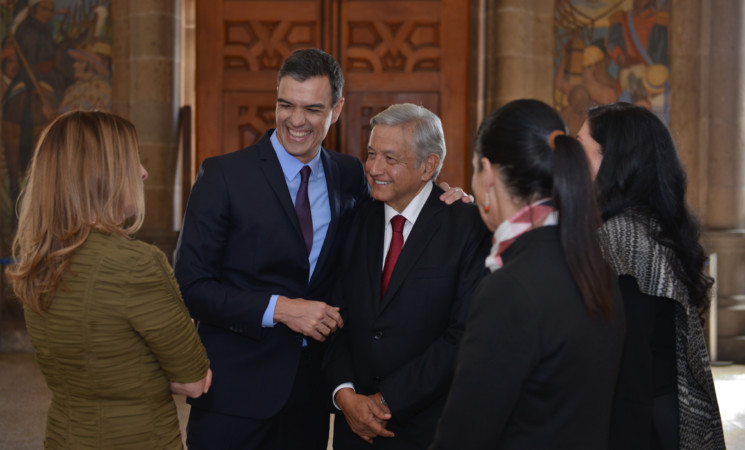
left=431, top=99, right=624, bottom=449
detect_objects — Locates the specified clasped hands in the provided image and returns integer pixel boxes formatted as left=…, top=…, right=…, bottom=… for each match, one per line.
left=274, top=296, right=344, bottom=342
left=170, top=367, right=213, bottom=398
left=336, top=388, right=395, bottom=444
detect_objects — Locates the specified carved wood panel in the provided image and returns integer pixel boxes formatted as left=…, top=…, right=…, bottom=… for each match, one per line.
left=222, top=92, right=277, bottom=154
left=196, top=0, right=467, bottom=187
left=197, top=0, right=327, bottom=162
left=222, top=1, right=325, bottom=90
left=337, top=0, right=467, bottom=185
left=343, top=2, right=441, bottom=79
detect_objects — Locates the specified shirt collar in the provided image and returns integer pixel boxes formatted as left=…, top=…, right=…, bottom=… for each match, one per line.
left=270, top=129, right=323, bottom=180
left=384, top=181, right=433, bottom=227
left=486, top=197, right=558, bottom=272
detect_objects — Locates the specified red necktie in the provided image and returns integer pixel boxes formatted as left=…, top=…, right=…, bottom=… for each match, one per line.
left=381, top=215, right=406, bottom=297
left=295, top=166, right=313, bottom=254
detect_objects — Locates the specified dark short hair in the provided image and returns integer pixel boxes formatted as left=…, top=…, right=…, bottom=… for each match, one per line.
left=277, top=48, right=344, bottom=106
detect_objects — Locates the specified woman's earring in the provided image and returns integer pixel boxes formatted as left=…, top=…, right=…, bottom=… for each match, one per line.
left=483, top=194, right=490, bottom=213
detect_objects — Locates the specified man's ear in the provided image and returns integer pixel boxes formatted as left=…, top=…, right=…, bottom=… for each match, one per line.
left=421, top=153, right=440, bottom=181
left=331, top=97, right=345, bottom=124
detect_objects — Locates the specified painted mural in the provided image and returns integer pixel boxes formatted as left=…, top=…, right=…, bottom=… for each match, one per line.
left=554, top=0, right=671, bottom=135
left=0, top=0, right=111, bottom=274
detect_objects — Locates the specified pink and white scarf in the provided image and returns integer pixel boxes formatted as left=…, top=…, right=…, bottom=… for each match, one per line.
left=485, top=198, right=559, bottom=272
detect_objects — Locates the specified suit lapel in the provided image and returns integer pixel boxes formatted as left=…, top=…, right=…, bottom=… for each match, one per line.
left=256, top=134, right=304, bottom=243
left=380, top=184, right=444, bottom=308
left=310, top=148, right=340, bottom=286
left=367, top=202, right=386, bottom=302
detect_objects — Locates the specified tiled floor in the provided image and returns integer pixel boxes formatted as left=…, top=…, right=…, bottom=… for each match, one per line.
left=712, top=362, right=745, bottom=449
left=0, top=352, right=743, bottom=449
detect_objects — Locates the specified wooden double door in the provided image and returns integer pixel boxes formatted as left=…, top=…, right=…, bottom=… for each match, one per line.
left=196, top=0, right=470, bottom=188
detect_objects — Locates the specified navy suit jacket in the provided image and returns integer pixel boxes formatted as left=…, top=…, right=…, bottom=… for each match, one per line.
left=174, top=130, right=370, bottom=419
left=325, top=184, right=491, bottom=448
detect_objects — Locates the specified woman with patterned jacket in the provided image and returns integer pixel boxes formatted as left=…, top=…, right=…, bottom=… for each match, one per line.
left=577, top=102, right=725, bottom=450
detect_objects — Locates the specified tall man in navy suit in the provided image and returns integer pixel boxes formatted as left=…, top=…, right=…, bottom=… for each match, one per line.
left=325, top=104, right=491, bottom=449
left=174, top=49, right=367, bottom=449
left=175, top=50, right=469, bottom=449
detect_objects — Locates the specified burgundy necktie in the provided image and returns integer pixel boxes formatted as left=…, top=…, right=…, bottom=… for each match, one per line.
left=295, top=166, right=313, bottom=254
left=381, top=215, right=406, bottom=297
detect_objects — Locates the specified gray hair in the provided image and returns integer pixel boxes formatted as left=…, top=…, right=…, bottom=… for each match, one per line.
left=370, top=103, right=446, bottom=179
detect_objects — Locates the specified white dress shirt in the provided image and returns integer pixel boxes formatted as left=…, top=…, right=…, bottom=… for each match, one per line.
left=333, top=181, right=433, bottom=409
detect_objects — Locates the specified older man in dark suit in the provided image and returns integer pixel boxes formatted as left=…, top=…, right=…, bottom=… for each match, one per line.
left=326, top=103, right=491, bottom=449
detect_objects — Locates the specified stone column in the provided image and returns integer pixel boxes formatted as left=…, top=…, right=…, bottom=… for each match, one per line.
left=112, top=0, right=181, bottom=259
left=671, top=0, right=745, bottom=363
left=675, top=0, right=745, bottom=363
left=483, top=0, right=554, bottom=111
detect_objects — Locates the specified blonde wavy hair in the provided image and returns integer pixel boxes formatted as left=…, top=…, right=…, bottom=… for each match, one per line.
left=6, top=110, right=146, bottom=314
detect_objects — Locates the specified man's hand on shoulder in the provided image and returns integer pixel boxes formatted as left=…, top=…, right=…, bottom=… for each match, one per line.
left=274, top=296, right=343, bottom=342
left=438, top=181, right=474, bottom=204
left=335, top=388, right=395, bottom=444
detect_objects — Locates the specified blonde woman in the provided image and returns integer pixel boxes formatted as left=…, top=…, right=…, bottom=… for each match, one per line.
left=6, top=111, right=211, bottom=449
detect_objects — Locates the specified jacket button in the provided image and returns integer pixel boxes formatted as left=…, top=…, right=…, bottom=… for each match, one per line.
left=373, top=331, right=383, bottom=340
left=374, top=376, right=383, bottom=383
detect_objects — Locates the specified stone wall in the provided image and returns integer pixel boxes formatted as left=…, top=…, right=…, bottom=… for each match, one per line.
left=681, top=0, right=745, bottom=363
left=483, top=0, right=554, bottom=110
left=112, top=0, right=181, bottom=251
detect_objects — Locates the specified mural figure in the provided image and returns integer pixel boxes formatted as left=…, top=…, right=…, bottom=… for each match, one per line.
left=0, top=0, right=111, bottom=268
left=0, top=44, right=19, bottom=254
left=59, top=42, right=111, bottom=113
left=607, top=0, right=669, bottom=69
left=1, top=44, right=19, bottom=99
left=553, top=0, right=671, bottom=134
left=3, top=0, right=70, bottom=203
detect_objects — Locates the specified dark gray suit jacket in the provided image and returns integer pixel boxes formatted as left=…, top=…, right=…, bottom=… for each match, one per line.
left=326, top=184, right=491, bottom=449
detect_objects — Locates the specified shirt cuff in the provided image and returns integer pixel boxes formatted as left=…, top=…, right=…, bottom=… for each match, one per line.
left=262, top=295, right=279, bottom=327
left=332, top=383, right=355, bottom=410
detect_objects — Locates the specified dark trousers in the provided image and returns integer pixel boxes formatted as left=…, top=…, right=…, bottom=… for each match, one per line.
left=186, top=348, right=329, bottom=450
